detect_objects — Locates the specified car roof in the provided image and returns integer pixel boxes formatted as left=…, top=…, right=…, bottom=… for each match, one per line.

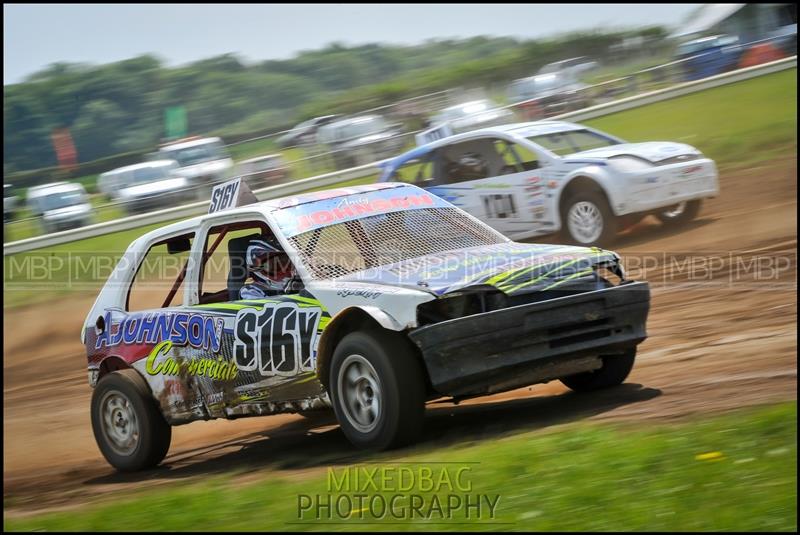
left=440, top=99, right=493, bottom=111
left=27, top=182, right=86, bottom=197
left=239, top=154, right=283, bottom=164
left=681, top=34, right=728, bottom=46
left=159, top=137, right=222, bottom=151
left=381, top=120, right=585, bottom=172
left=325, top=115, right=383, bottom=128
left=104, top=160, right=176, bottom=174
left=133, top=182, right=415, bottom=243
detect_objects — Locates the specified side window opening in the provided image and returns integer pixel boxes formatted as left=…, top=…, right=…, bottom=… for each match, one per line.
left=199, top=220, right=302, bottom=304
left=438, top=139, right=500, bottom=184
left=127, top=233, right=194, bottom=312
left=493, top=140, right=524, bottom=176
left=389, top=155, right=436, bottom=186
left=508, top=142, right=541, bottom=172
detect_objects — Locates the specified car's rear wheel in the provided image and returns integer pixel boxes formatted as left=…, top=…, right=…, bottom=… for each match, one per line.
left=656, top=199, right=702, bottom=226
left=91, top=369, right=171, bottom=472
left=562, top=190, right=618, bottom=247
left=330, top=330, right=426, bottom=450
left=560, top=349, right=636, bottom=392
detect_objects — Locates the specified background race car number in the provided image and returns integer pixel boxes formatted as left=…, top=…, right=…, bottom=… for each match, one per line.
left=233, top=303, right=321, bottom=377
left=481, top=193, right=518, bottom=219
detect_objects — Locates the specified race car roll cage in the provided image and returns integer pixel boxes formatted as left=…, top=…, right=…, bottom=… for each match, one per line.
left=126, top=220, right=288, bottom=311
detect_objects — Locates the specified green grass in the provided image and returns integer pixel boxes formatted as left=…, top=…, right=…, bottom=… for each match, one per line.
left=3, top=137, right=380, bottom=245
left=3, top=68, right=795, bottom=309
left=4, top=402, right=796, bottom=531
left=583, top=52, right=674, bottom=85
left=586, top=68, right=797, bottom=168
left=227, top=136, right=281, bottom=162
left=3, top=219, right=180, bottom=309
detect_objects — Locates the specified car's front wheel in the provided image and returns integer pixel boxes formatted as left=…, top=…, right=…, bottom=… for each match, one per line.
left=560, top=349, right=636, bottom=392
left=330, top=330, right=426, bottom=450
left=562, top=190, right=618, bottom=247
left=656, top=199, right=702, bottom=227
left=91, top=369, right=172, bottom=472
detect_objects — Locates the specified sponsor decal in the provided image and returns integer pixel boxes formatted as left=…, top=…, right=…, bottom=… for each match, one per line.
left=95, top=311, right=224, bottom=352
left=473, top=183, right=511, bottom=189
left=277, top=183, right=395, bottom=209
left=481, top=193, right=518, bottom=219
left=336, top=288, right=382, bottom=299
left=295, top=194, right=434, bottom=233
left=681, top=165, right=703, bottom=175
left=274, top=187, right=452, bottom=236
left=144, top=340, right=238, bottom=380
left=233, top=302, right=322, bottom=377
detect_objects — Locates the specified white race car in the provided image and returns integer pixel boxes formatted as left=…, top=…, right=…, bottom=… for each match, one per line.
left=381, top=121, right=720, bottom=246
left=82, top=179, right=650, bottom=471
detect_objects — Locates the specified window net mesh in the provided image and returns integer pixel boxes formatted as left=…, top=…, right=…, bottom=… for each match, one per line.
left=288, top=207, right=506, bottom=279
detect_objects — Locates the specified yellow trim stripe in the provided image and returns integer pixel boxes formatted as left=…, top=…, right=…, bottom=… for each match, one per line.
left=192, top=302, right=259, bottom=311
left=540, top=269, right=595, bottom=291
left=500, top=258, right=583, bottom=293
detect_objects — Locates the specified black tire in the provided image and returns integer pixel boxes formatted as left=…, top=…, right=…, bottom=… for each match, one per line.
left=329, top=329, right=426, bottom=451
left=560, top=349, right=637, bottom=392
left=91, top=369, right=172, bottom=472
left=656, top=199, right=702, bottom=227
left=561, top=189, right=618, bottom=247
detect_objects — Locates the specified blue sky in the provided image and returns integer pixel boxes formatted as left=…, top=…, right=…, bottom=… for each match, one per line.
left=3, top=3, right=702, bottom=84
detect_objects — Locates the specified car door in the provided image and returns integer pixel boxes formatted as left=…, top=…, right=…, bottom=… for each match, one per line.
left=443, top=137, right=546, bottom=238
left=120, top=230, right=215, bottom=422
left=416, top=142, right=486, bottom=222
left=190, top=215, right=327, bottom=414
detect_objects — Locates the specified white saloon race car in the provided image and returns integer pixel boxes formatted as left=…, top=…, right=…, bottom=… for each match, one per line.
left=83, top=180, right=650, bottom=471
left=380, top=121, right=720, bottom=246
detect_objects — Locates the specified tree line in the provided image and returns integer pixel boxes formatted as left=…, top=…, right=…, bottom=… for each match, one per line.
left=4, top=27, right=668, bottom=175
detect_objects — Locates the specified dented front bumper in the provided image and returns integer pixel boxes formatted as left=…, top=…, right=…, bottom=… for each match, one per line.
left=408, top=282, right=650, bottom=397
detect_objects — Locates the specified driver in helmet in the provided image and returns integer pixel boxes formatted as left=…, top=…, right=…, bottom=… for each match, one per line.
left=240, top=237, right=297, bottom=299
left=446, top=151, right=489, bottom=183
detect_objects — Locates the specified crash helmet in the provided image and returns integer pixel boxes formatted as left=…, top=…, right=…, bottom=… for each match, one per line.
left=449, top=151, right=489, bottom=182
left=245, top=237, right=295, bottom=291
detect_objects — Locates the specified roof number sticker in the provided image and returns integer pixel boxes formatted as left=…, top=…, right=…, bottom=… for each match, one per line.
left=208, top=177, right=258, bottom=214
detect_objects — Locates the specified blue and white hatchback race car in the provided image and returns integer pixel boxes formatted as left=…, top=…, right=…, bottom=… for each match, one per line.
left=379, top=121, right=719, bottom=246
left=83, top=180, right=650, bottom=471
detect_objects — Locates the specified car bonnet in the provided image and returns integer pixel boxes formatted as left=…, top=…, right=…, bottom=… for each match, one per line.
left=337, top=242, right=619, bottom=296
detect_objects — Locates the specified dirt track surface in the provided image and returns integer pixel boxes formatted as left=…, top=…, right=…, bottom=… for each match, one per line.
left=4, top=155, right=797, bottom=514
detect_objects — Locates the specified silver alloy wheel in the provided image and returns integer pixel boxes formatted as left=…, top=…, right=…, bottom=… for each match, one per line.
left=99, top=390, right=140, bottom=456
left=337, top=354, right=382, bottom=434
left=661, top=201, right=687, bottom=219
left=567, top=200, right=604, bottom=244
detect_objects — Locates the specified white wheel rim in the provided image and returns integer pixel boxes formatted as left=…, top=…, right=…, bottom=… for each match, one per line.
left=99, top=390, right=140, bottom=456
left=568, top=201, right=604, bottom=244
left=662, top=201, right=687, bottom=219
left=337, top=354, right=382, bottom=434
